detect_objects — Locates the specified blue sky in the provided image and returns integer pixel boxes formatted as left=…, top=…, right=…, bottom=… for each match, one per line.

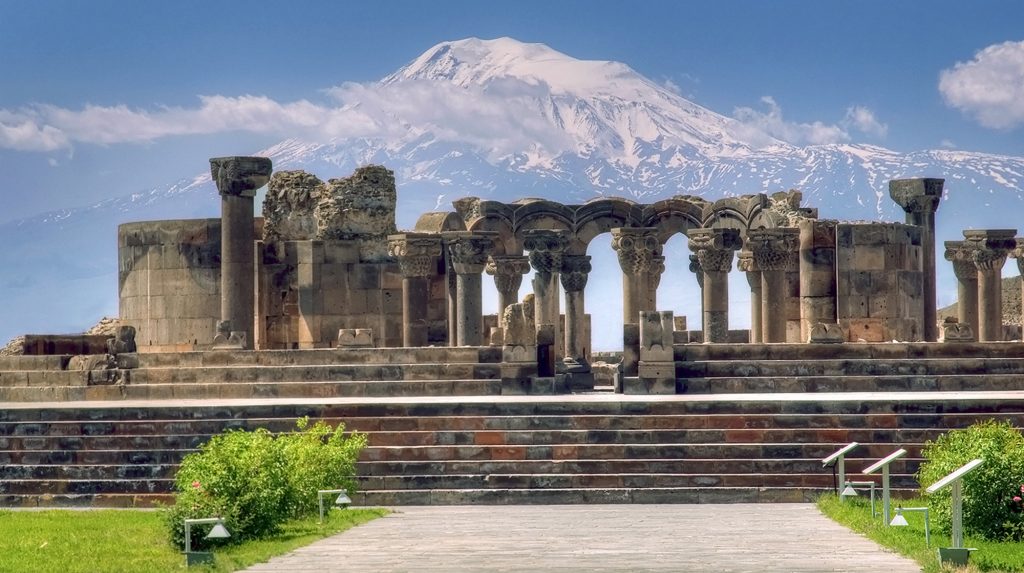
left=1, top=0, right=1023, bottom=223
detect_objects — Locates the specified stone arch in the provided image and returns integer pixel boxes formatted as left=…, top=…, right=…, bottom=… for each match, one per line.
left=574, top=197, right=641, bottom=255
left=642, top=196, right=708, bottom=245
left=510, top=199, right=575, bottom=248
left=414, top=211, right=466, bottom=233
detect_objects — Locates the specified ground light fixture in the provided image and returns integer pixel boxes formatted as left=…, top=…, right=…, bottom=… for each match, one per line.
left=840, top=481, right=858, bottom=498
left=318, top=488, right=352, bottom=524
left=183, top=517, right=231, bottom=567
left=822, top=442, right=860, bottom=497
left=926, top=458, right=984, bottom=566
left=839, top=480, right=878, bottom=517
left=889, top=507, right=931, bottom=546
left=862, top=448, right=907, bottom=525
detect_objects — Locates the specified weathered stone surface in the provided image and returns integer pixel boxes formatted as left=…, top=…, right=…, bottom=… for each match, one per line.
left=808, top=322, right=844, bottom=344
left=337, top=328, right=374, bottom=348
left=209, top=156, right=272, bottom=197
left=106, top=326, right=136, bottom=355
left=501, top=294, right=536, bottom=350
left=639, top=311, right=674, bottom=362
left=941, top=319, right=975, bottom=343
left=262, top=170, right=323, bottom=241
left=315, top=166, right=397, bottom=262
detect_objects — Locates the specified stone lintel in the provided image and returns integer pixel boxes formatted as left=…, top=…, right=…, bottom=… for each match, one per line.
left=209, top=156, right=273, bottom=197
left=889, top=178, right=944, bottom=214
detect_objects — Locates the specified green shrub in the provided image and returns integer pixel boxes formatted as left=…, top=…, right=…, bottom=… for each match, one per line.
left=916, top=419, right=1024, bottom=541
left=164, top=418, right=366, bottom=550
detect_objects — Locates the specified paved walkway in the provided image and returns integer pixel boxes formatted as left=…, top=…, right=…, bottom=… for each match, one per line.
left=241, top=505, right=921, bottom=572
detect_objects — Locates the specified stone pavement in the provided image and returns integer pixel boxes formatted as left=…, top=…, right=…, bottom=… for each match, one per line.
left=240, top=504, right=922, bottom=572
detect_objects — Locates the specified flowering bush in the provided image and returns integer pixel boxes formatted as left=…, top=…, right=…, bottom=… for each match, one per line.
left=917, top=420, right=1024, bottom=541
left=164, top=418, right=366, bottom=549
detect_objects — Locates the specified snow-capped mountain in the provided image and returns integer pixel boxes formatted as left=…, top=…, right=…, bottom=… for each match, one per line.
left=2, top=37, right=1024, bottom=342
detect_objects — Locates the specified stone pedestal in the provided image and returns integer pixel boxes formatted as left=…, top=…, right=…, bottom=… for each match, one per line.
left=746, top=228, right=799, bottom=343
left=210, top=156, right=273, bottom=349
left=612, top=228, right=660, bottom=376
left=523, top=230, right=570, bottom=360
left=627, top=310, right=676, bottom=395
left=442, top=231, right=497, bottom=346
left=890, top=178, right=943, bottom=341
left=687, top=228, right=742, bottom=343
left=964, top=229, right=1017, bottom=342
left=944, top=241, right=979, bottom=338
left=388, top=233, right=442, bottom=347
left=799, top=220, right=838, bottom=342
left=737, top=250, right=762, bottom=343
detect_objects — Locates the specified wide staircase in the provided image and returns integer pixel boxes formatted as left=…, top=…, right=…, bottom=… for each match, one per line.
left=2, top=342, right=1024, bottom=507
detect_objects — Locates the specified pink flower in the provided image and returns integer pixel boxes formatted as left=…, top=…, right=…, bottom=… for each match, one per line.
left=192, top=481, right=201, bottom=489
left=1015, top=496, right=1023, bottom=503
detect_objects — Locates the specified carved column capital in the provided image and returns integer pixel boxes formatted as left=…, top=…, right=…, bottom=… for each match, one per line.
left=523, top=229, right=570, bottom=276
left=388, top=233, right=443, bottom=278
left=889, top=178, right=944, bottom=215
left=745, top=228, right=799, bottom=272
left=560, top=255, right=592, bottom=293
left=486, top=254, right=531, bottom=295
left=944, top=240, right=978, bottom=281
left=688, top=228, right=742, bottom=273
left=610, top=227, right=660, bottom=277
left=648, top=254, right=666, bottom=290
left=442, top=231, right=498, bottom=275
left=964, top=229, right=1017, bottom=271
left=1012, top=238, right=1024, bottom=275
left=209, top=156, right=273, bottom=198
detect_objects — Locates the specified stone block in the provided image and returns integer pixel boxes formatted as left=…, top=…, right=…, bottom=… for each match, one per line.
left=337, top=328, right=373, bottom=348
left=622, top=376, right=675, bottom=395
left=381, top=265, right=403, bottom=290
left=842, top=318, right=886, bottom=342
left=855, top=245, right=885, bottom=270
left=638, top=361, right=675, bottom=379
left=323, top=240, right=361, bottom=264
left=808, top=323, right=844, bottom=344
left=350, top=264, right=381, bottom=290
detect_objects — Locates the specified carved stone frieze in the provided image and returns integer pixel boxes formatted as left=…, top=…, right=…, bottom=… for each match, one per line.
left=388, top=233, right=443, bottom=278
left=610, top=227, right=660, bottom=276
left=745, top=228, right=799, bottom=272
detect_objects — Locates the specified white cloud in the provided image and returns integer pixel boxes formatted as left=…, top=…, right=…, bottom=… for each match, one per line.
left=730, top=96, right=849, bottom=147
left=843, top=106, right=888, bottom=138
left=0, top=79, right=573, bottom=160
left=939, top=40, right=1024, bottom=129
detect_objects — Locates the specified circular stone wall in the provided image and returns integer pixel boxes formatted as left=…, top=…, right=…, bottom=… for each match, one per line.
left=118, top=219, right=222, bottom=351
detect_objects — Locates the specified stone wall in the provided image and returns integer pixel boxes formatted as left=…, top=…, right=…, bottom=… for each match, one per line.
left=836, top=223, right=924, bottom=342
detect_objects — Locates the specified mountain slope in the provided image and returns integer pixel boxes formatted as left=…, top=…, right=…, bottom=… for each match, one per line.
left=2, top=36, right=1024, bottom=343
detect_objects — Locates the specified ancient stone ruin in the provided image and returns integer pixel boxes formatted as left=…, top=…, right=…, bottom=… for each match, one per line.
left=4, top=156, right=1024, bottom=509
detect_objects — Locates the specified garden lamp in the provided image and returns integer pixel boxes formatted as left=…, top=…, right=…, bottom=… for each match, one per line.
left=889, top=508, right=909, bottom=526
left=840, top=481, right=858, bottom=498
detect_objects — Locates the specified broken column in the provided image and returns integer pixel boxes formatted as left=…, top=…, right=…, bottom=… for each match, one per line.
left=890, top=178, right=943, bottom=341
left=964, top=229, right=1017, bottom=342
left=629, top=310, right=676, bottom=395
left=611, top=227, right=660, bottom=375
left=388, top=233, right=442, bottom=347
left=442, top=231, right=497, bottom=346
left=746, top=228, right=799, bottom=343
left=210, top=156, right=272, bottom=349
left=687, top=228, right=742, bottom=343
left=523, top=230, right=570, bottom=361
left=485, top=255, right=531, bottom=328
left=799, top=220, right=838, bottom=342
left=737, top=250, right=762, bottom=343
left=944, top=240, right=979, bottom=338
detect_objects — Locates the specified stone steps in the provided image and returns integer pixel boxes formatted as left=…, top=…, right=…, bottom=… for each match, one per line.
left=0, top=379, right=501, bottom=402
left=679, top=357, right=1024, bottom=378
left=684, top=374, right=1024, bottom=394
left=1, top=394, right=1020, bottom=507
left=676, top=342, right=1024, bottom=361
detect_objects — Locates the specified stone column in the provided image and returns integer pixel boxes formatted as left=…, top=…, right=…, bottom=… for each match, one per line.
left=964, top=229, right=1017, bottom=342
left=485, top=255, right=531, bottom=323
left=944, top=241, right=979, bottom=337
left=209, top=156, right=272, bottom=349
left=611, top=228, right=660, bottom=323
left=388, top=233, right=442, bottom=347
left=443, top=231, right=498, bottom=346
left=746, top=228, right=799, bottom=343
left=646, top=254, right=666, bottom=313
left=560, top=255, right=592, bottom=363
left=1013, top=238, right=1024, bottom=337
left=445, top=253, right=458, bottom=346
left=687, top=228, right=742, bottom=343
left=737, top=250, right=762, bottom=343
left=890, top=178, right=944, bottom=341
left=612, top=227, right=660, bottom=376
left=523, top=230, right=570, bottom=359
left=799, top=220, right=838, bottom=342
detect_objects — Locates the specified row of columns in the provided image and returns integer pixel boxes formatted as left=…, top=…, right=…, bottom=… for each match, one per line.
left=944, top=229, right=1018, bottom=342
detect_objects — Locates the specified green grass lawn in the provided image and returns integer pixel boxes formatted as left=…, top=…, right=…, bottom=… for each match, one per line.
left=0, top=507, right=388, bottom=573
left=818, top=495, right=1024, bottom=573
